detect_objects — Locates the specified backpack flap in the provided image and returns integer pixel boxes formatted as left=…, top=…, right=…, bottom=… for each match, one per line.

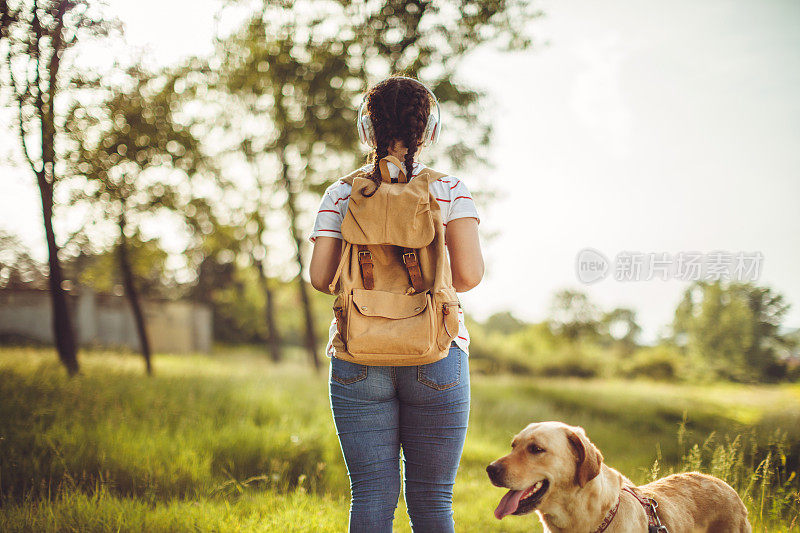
left=351, top=288, right=427, bottom=319
left=341, top=176, right=435, bottom=249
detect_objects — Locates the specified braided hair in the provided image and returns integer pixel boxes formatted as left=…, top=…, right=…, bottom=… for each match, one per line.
left=361, top=76, right=432, bottom=197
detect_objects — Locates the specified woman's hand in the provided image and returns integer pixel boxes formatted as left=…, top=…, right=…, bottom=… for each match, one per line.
left=446, top=217, right=484, bottom=292
left=310, top=237, right=343, bottom=294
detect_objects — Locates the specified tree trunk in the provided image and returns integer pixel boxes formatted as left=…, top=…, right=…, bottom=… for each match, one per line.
left=117, top=214, right=153, bottom=375
left=255, top=254, right=282, bottom=362
left=279, top=154, right=320, bottom=370
left=247, top=151, right=283, bottom=363
left=38, top=179, right=79, bottom=375
left=27, top=3, right=79, bottom=375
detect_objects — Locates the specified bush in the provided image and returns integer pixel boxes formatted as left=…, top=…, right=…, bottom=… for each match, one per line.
left=466, top=319, right=605, bottom=377
left=537, top=346, right=602, bottom=378
left=621, top=346, right=683, bottom=381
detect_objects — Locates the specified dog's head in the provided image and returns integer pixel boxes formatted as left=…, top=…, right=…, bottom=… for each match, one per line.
left=486, top=421, right=603, bottom=519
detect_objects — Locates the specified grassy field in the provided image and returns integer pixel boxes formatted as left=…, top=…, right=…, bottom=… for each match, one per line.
left=0, top=347, right=798, bottom=532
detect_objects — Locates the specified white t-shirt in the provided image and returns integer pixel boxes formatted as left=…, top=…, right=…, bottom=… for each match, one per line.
left=309, top=160, right=480, bottom=357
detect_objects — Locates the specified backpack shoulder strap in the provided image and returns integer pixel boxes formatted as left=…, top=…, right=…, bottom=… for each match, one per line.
left=416, top=166, right=448, bottom=182
left=328, top=241, right=351, bottom=294
left=342, top=164, right=447, bottom=185
left=341, top=167, right=369, bottom=186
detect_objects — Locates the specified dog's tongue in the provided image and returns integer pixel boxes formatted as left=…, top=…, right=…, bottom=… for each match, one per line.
left=494, top=489, right=524, bottom=519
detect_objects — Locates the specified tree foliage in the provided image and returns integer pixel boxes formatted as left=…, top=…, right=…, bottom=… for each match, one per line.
left=674, top=281, right=793, bottom=381
left=600, top=307, right=641, bottom=354
left=548, top=289, right=601, bottom=342
left=64, top=65, right=207, bottom=226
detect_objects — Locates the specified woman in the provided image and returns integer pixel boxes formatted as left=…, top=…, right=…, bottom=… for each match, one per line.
left=309, top=75, right=484, bottom=532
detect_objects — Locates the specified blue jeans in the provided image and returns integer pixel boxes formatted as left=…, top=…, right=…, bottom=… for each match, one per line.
left=329, top=343, right=471, bottom=533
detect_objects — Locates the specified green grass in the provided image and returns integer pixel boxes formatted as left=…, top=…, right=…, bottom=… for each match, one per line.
left=0, top=347, right=798, bottom=532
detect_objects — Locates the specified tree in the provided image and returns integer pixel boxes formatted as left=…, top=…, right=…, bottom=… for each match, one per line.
left=191, top=77, right=289, bottom=360
left=64, top=65, right=206, bottom=374
left=484, top=311, right=527, bottom=335
left=600, top=307, right=641, bottom=355
left=216, top=0, right=540, bottom=368
left=67, top=233, right=171, bottom=298
left=217, top=20, right=361, bottom=370
left=184, top=212, right=249, bottom=342
left=234, top=136, right=286, bottom=361
left=740, top=284, right=792, bottom=378
left=246, top=209, right=282, bottom=362
left=673, top=281, right=792, bottom=381
left=548, top=289, right=600, bottom=342
left=184, top=203, right=282, bottom=352
left=1, top=0, right=117, bottom=375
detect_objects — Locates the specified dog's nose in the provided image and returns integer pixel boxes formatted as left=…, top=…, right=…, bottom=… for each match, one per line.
left=486, top=463, right=503, bottom=484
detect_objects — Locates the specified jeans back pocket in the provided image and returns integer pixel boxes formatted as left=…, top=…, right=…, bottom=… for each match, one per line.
left=330, top=356, right=368, bottom=385
left=417, top=344, right=462, bottom=390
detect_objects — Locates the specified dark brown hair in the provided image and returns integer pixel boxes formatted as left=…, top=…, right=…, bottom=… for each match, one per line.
left=362, top=76, right=432, bottom=196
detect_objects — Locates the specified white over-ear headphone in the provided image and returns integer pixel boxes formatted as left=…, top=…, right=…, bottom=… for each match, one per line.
left=357, top=76, right=442, bottom=149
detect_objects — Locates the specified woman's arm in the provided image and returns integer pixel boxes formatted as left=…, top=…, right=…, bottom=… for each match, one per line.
left=310, top=236, right=343, bottom=294
left=446, top=217, right=484, bottom=292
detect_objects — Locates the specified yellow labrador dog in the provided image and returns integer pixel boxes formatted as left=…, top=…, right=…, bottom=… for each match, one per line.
left=487, top=422, right=751, bottom=533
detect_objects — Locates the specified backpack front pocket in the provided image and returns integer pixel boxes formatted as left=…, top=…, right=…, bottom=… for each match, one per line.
left=346, top=289, right=435, bottom=356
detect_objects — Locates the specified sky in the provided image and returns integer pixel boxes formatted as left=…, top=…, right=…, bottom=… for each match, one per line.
left=2, top=0, right=799, bottom=341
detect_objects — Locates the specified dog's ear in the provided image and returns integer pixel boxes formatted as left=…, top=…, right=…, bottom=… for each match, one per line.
left=566, top=427, right=603, bottom=488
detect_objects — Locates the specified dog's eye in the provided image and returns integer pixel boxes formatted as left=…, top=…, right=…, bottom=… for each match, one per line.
left=527, top=443, right=545, bottom=454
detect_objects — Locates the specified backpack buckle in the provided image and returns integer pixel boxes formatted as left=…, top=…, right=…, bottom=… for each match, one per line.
left=402, top=252, right=417, bottom=265
left=357, top=247, right=374, bottom=289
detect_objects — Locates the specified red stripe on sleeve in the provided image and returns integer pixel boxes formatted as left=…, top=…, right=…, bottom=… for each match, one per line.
left=334, top=195, right=350, bottom=205
left=453, top=196, right=471, bottom=201
left=318, top=209, right=339, bottom=214
left=450, top=180, right=460, bottom=189
left=318, top=229, right=342, bottom=234
left=435, top=197, right=451, bottom=202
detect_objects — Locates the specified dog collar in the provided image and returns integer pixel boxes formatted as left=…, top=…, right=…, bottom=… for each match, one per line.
left=590, top=496, right=620, bottom=533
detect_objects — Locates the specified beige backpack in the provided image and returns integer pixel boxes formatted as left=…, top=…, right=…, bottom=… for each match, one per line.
left=327, top=155, right=461, bottom=366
